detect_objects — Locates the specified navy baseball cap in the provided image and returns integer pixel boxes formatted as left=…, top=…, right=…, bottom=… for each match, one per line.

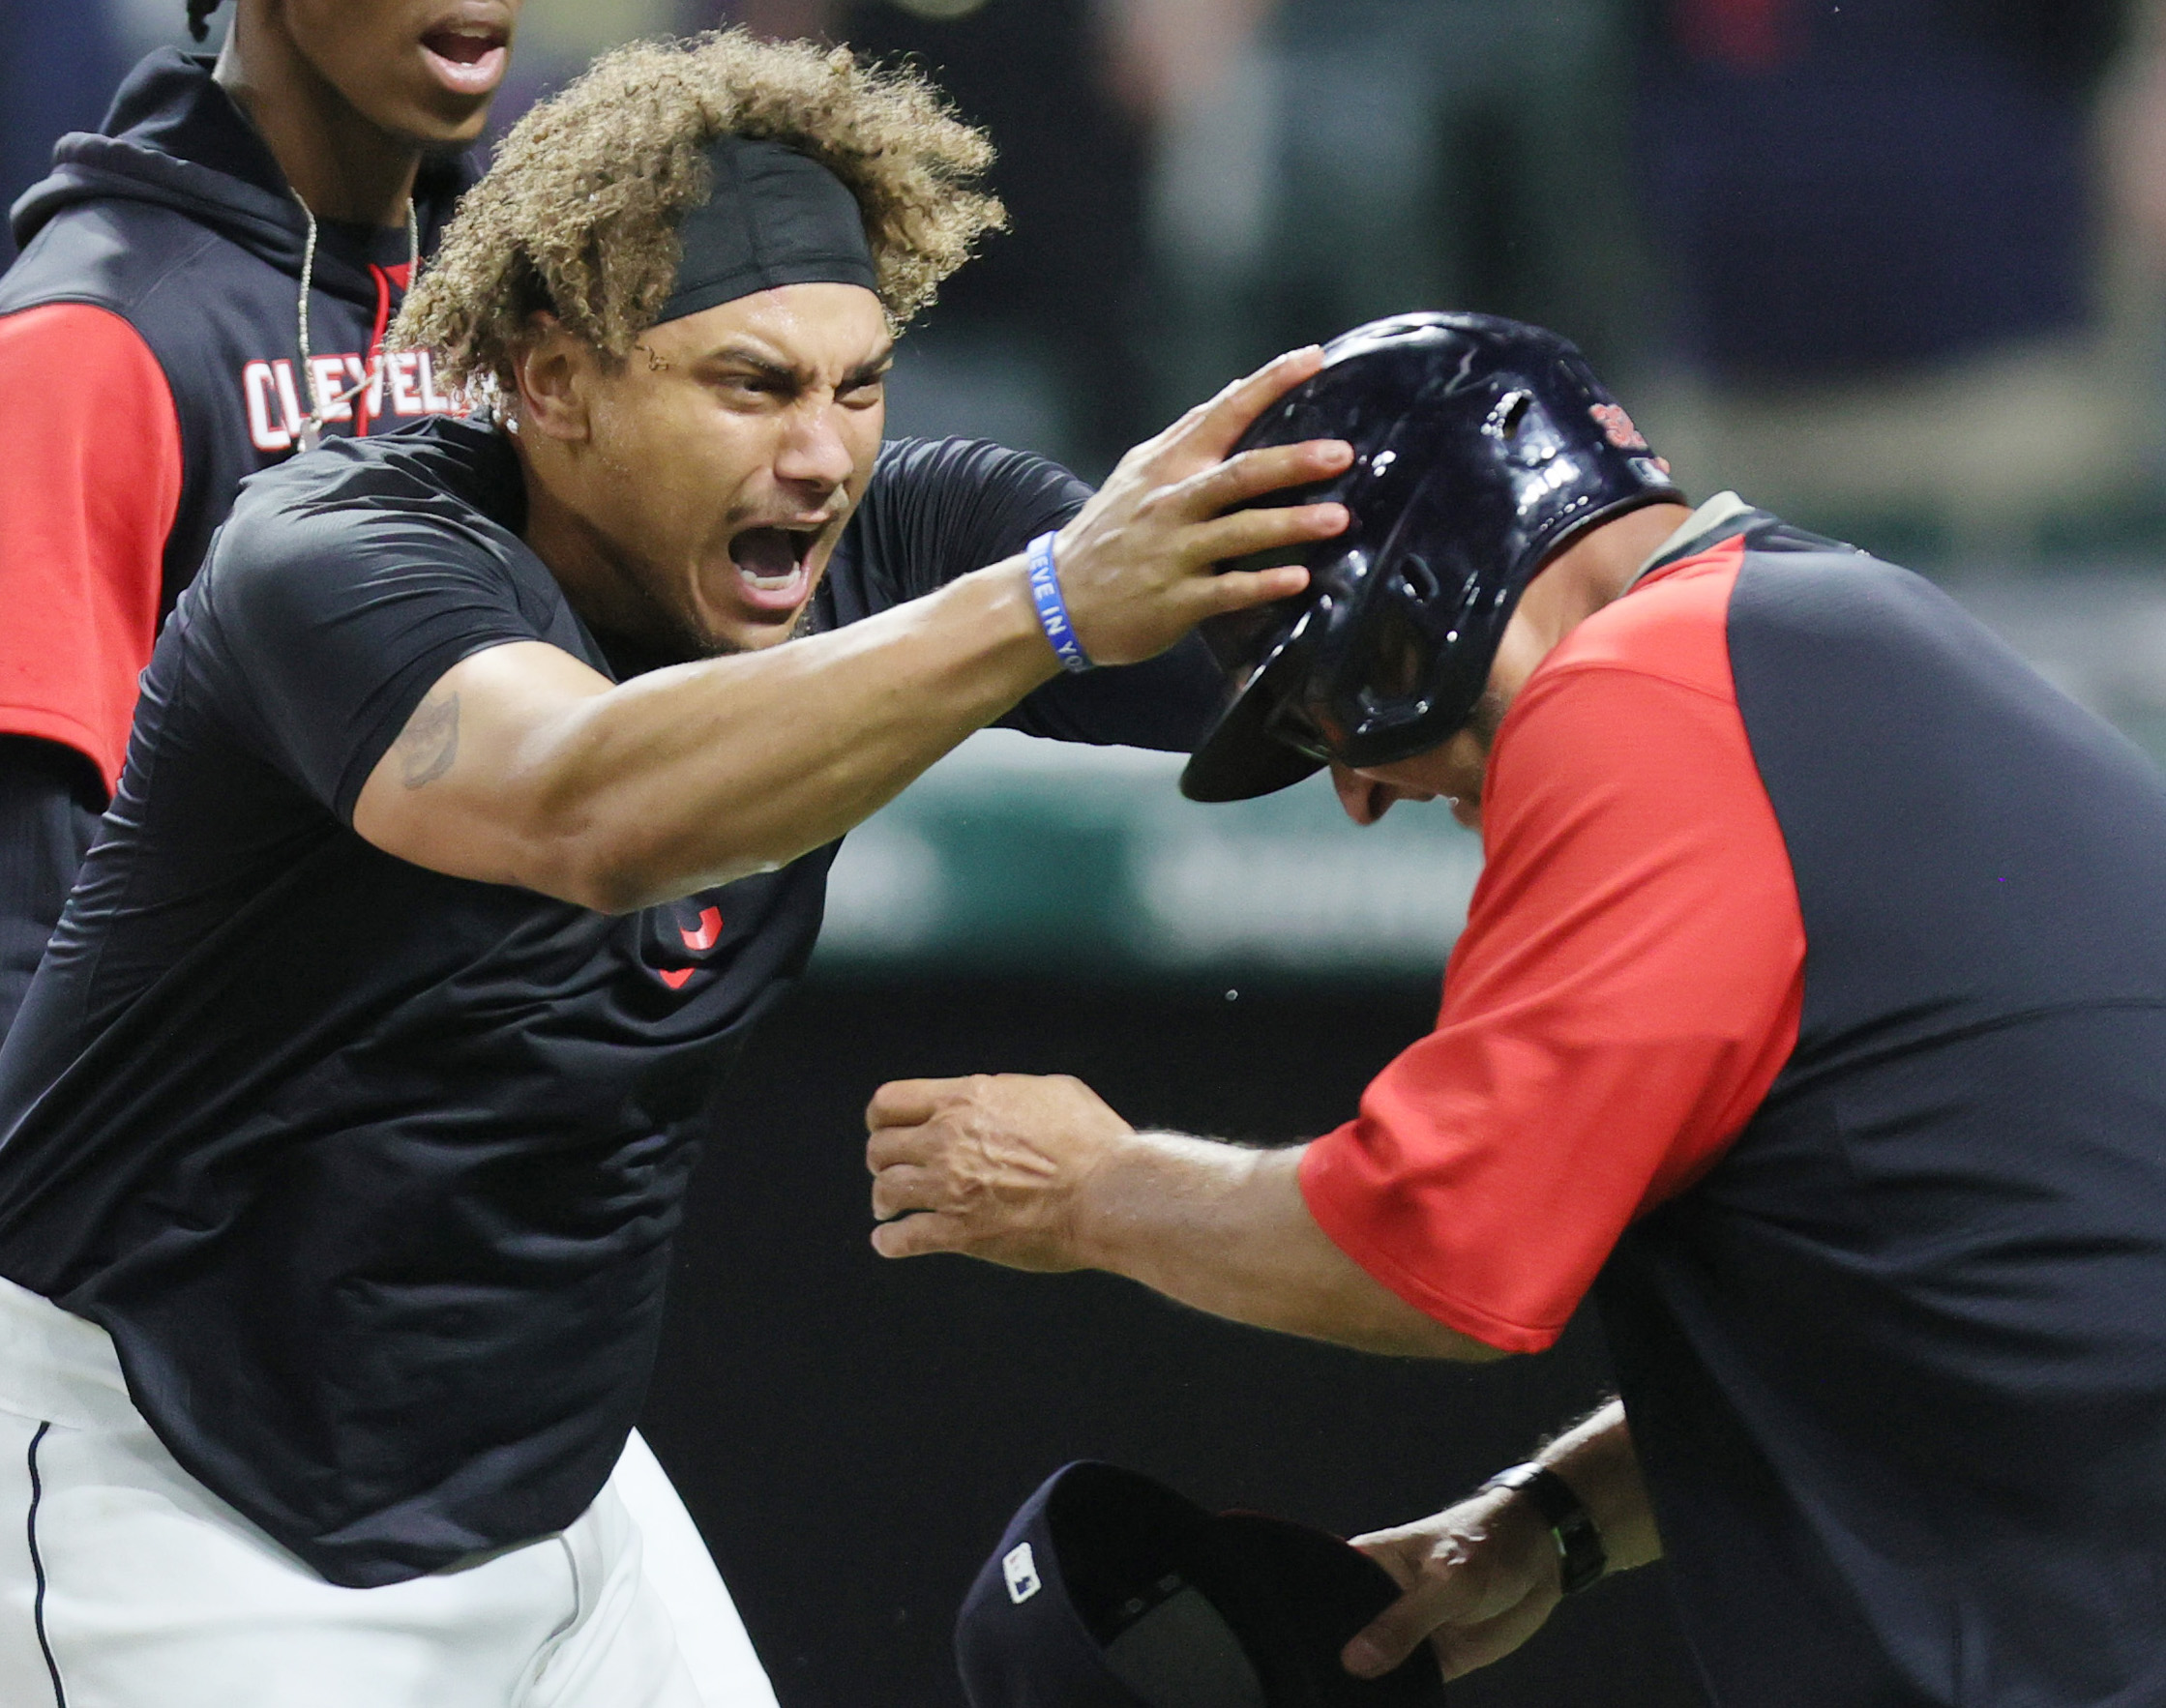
left=956, top=1462, right=1445, bottom=1707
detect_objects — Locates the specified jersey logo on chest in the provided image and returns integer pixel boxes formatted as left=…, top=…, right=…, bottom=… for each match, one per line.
left=653, top=905, right=725, bottom=989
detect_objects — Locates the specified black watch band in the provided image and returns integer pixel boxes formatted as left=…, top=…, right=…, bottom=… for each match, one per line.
left=1478, top=1462, right=1606, bottom=1596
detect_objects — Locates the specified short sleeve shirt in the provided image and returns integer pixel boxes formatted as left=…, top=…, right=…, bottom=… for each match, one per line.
left=0, top=416, right=1212, bottom=1587
left=1299, top=532, right=1806, bottom=1352
left=1309, top=508, right=2166, bottom=1700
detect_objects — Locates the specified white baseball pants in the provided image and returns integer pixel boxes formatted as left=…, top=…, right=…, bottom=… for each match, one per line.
left=0, top=1276, right=779, bottom=1707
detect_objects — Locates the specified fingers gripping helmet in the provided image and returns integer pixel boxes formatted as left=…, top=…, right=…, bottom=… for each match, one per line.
left=1179, top=312, right=1684, bottom=803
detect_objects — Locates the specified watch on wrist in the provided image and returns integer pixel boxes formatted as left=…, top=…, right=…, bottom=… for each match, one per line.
left=1478, top=1461, right=1607, bottom=1596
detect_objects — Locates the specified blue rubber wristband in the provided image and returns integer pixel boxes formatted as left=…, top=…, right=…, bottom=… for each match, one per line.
left=1026, top=532, right=1093, bottom=673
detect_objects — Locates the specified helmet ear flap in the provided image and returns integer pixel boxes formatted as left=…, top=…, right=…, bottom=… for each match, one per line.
left=1310, top=458, right=1525, bottom=766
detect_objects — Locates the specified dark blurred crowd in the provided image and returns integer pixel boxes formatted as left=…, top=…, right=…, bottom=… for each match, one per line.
left=729, top=0, right=2153, bottom=540
left=10, top=0, right=2160, bottom=544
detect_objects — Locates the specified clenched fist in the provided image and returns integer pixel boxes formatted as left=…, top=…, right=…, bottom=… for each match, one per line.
left=865, top=1073, right=1136, bottom=1270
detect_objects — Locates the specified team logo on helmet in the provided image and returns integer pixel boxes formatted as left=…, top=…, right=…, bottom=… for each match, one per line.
left=1589, top=403, right=1649, bottom=452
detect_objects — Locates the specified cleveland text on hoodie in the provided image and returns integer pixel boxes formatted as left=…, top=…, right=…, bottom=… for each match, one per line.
left=0, top=48, right=469, bottom=1033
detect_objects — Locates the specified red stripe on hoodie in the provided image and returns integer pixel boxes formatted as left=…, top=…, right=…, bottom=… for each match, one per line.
left=0, top=303, right=184, bottom=792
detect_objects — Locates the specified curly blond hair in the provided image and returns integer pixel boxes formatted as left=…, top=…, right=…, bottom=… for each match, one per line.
left=394, top=30, right=1006, bottom=394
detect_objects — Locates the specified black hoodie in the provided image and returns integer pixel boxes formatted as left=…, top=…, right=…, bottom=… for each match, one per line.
left=0, top=50, right=469, bottom=1037
left=2, top=47, right=470, bottom=635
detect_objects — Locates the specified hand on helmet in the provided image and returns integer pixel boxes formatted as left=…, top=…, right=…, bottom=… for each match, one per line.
left=1047, top=348, right=1350, bottom=668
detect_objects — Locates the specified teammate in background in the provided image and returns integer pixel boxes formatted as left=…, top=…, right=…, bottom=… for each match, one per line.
left=0, top=0, right=520, bottom=1037
left=869, top=315, right=2166, bottom=1703
left=0, top=33, right=1347, bottom=1706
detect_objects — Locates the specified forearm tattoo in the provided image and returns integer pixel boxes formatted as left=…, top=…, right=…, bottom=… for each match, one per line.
left=396, top=689, right=460, bottom=788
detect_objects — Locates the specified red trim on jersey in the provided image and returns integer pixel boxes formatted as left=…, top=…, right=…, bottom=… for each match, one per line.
left=0, top=304, right=184, bottom=793
left=1299, top=540, right=1806, bottom=1353
left=353, top=264, right=399, bottom=438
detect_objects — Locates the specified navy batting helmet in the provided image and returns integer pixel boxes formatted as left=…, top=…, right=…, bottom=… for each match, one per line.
left=1180, top=313, right=1684, bottom=803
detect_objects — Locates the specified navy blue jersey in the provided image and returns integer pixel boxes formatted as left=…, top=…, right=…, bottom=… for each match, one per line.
left=1597, top=518, right=2166, bottom=1704
left=1307, top=504, right=2166, bottom=1702
left=0, top=416, right=1214, bottom=1588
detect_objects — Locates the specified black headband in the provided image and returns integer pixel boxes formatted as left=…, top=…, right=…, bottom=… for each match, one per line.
left=655, top=135, right=879, bottom=325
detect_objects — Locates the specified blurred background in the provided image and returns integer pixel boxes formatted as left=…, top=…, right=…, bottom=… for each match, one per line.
left=11, top=1, right=2166, bottom=1702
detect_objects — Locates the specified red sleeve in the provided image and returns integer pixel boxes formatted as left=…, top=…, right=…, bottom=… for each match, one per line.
left=0, top=303, right=184, bottom=793
left=1298, top=548, right=1804, bottom=1354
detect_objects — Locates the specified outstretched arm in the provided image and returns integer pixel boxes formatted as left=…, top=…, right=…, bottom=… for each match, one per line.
left=353, top=350, right=1350, bottom=912
left=863, top=1072, right=1667, bottom=1682
left=865, top=1072, right=1496, bottom=1360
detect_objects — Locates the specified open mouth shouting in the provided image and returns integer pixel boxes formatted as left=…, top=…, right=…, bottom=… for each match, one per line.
left=727, top=524, right=825, bottom=616
left=419, top=12, right=513, bottom=99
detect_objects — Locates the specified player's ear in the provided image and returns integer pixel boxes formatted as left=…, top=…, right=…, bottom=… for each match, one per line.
left=510, top=314, right=593, bottom=443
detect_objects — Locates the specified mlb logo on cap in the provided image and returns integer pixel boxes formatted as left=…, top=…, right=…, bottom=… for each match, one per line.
left=955, top=1462, right=1445, bottom=1707
left=1005, top=1544, right=1044, bottom=1605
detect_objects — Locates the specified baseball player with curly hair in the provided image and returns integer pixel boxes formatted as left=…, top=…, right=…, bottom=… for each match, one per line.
left=0, top=29, right=1349, bottom=1708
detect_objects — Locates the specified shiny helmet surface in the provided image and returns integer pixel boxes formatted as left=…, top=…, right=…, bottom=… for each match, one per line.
left=1181, top=312, right=1684, bottom=803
